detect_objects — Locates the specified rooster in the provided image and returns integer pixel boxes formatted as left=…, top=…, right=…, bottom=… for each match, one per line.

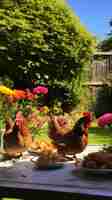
left=3, top=111, right=33, bottom=158
left=49, top=112, right=92, bottom=158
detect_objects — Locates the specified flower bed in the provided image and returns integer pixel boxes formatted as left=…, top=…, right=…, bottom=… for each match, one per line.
left=0, top=84, right=50, bottom=156
left=0, top=84, right=92, bottom=160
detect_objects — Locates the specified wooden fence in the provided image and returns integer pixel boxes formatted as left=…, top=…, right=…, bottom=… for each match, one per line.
left=84, top=52, right=112, bottom=96
left=91, top=52, right=112, bottom=82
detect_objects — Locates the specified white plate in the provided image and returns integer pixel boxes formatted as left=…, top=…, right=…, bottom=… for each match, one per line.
left=75, top=166, right=112, bottom=175
left=0, top=160, right=14, bottom=168
left=31, top=157, right=75, bottom=165
left=32, top=161, right=64, bottom=170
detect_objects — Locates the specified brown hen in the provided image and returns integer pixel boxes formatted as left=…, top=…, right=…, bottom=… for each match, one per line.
left=3, top=111, right=32, bottom=158
left=49, top=112, right=92, bottom=157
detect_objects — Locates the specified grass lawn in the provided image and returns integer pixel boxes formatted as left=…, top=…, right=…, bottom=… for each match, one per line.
left=2, top=199, right=21, bottom=200
left=89, top=127, right=112, bottom=145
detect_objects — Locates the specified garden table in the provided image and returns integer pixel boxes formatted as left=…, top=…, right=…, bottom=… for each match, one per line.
left=0, top=161, right=111, bottom=200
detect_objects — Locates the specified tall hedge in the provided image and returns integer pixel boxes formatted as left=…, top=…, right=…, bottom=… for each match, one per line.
left=94, top=74, right=112, bottom=117
left=0, top=0, right=96, bottom=105
left=94, top=86, right=112, bottom=118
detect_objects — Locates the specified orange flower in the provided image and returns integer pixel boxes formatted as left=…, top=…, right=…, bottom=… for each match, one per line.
left=13, top=89, right=26, bottom=100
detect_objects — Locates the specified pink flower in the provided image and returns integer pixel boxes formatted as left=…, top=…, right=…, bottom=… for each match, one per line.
left=98, top=113, right=112, bottom=127
left=33, top=86, right=48, bottom=95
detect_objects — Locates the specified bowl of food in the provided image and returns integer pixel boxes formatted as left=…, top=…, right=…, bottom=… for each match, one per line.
left=75, top=150, right=112, bottom=175
left=31, top=148, right=64, bottom=170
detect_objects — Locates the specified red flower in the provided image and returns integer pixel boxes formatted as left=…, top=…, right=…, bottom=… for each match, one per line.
left=33, top=86, right=48, bottom=95
left=25, top=89, right=34, bottom=100
left=38, top=106, right=45, bottom=112
left=32, top=79, right=36, bottom=83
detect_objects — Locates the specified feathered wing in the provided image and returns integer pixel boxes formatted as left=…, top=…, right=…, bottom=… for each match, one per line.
left=16, top=112, right=33, bottom=148
left=3, top=112, right=32, bottom=157
left=49, top=113, right=92, bottom=155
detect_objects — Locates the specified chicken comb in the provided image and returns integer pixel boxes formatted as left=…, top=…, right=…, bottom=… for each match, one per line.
left=83, top=112, right=92, bottom=127
left=83, top=112, right=92, bottom=118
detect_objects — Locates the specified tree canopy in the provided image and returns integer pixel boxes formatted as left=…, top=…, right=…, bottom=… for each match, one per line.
left=0, top=0, right=96, bottom=106
left=99, top=19, right=112, bottom=51
left=0, top=0, right=95, bottom=80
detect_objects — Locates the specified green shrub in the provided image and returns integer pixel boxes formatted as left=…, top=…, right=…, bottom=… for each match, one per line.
left=0, top=75, right=14, bottom=88
left=75, top=87, right=96, bottom=112
left=0, top=0, right=96, bottom=106
left=94, top=86, right=112, bottom=117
